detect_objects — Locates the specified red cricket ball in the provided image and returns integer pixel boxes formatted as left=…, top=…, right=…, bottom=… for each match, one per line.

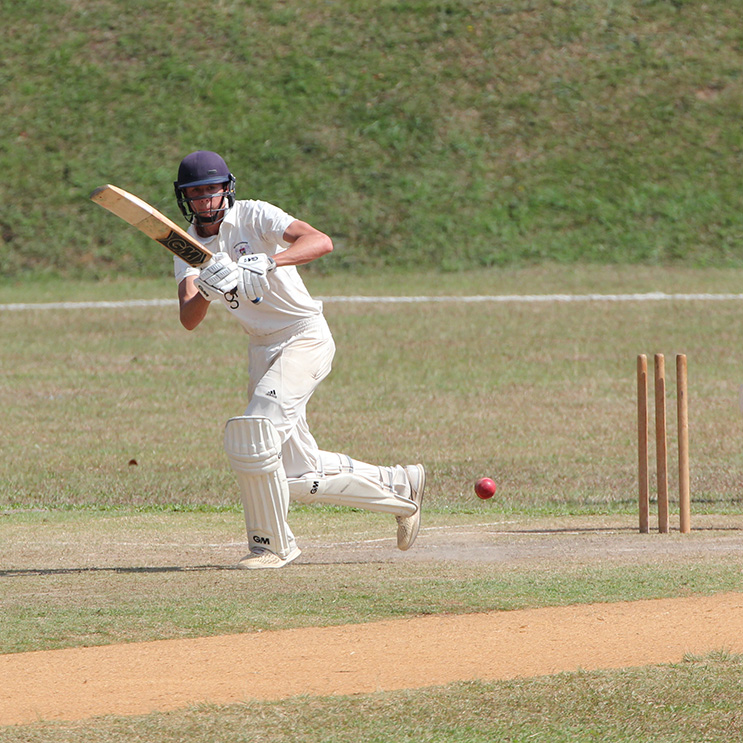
left=474, top=477, right=497, bottom=500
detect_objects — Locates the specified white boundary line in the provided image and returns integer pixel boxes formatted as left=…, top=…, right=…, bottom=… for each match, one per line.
left=322, top=292, right=743, bottom=303
left=0, top=299, right=178, bottom=311
left=4, top=292, right=743, bottom=312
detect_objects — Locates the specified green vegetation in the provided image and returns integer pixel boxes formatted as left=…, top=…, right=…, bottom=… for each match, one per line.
left=3, top=0, right=743, bottom=278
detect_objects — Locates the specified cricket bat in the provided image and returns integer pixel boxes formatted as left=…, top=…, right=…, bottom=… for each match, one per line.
left=89, top=184, right=213, bottom=267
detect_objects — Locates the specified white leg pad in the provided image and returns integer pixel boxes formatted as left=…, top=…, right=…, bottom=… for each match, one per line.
left=288, top=473, right=417, bottom=517
left=224, top=416, right=296, bottom=559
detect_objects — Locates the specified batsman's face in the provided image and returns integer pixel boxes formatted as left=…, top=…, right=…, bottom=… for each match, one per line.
left=184, top=184, right=227, bottom=221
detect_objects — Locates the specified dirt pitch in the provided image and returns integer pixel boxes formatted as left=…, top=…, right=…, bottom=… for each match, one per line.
left=3, top=515, right=743, bottom=726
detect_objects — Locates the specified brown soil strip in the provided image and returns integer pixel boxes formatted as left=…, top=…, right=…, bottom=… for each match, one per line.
left=2, top=592, right=743, bottom=726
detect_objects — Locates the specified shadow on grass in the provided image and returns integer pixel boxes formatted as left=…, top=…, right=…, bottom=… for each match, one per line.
left=492, top=526, right=743, bottom=534
left=0, top=565, right=236, bottom=577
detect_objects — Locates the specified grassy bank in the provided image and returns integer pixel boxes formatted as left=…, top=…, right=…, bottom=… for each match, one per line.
left=3, top=0, right=743, bottom=278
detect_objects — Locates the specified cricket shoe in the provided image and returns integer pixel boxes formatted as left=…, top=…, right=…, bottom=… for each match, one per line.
left=237, top=545, right=302, bottom=570
left=396, top=464, right=426, bottom=551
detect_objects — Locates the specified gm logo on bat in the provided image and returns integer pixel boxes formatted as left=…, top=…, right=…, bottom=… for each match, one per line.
left=158, top=231, right=210, bottom=266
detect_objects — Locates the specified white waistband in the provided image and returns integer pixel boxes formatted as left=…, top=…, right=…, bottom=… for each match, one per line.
left=250, top=314, right=327, bottom=346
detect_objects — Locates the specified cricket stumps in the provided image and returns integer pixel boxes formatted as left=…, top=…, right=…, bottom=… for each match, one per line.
left=637, top=353, right=690, bottom=534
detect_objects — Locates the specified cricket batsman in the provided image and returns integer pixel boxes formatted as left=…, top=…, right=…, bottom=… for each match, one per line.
left=172, top=150, right=425, bottom=569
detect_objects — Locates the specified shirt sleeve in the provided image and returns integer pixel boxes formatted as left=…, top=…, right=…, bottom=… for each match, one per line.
left=173, top=255, right=199, bottom=284
left=255, top=201, right=295, bottom=248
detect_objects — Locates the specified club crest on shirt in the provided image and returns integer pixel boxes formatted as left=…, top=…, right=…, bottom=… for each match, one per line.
left=233, top=241, right=254, bottom=257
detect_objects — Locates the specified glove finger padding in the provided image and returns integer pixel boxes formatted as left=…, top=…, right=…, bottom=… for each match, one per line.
left=238, top=270, right=260, bottom=303
left=195, top=252, right=239, bottom=301
left=236, top=254, right=276, bottom=304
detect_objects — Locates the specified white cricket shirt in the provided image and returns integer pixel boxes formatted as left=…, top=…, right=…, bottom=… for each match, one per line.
left=173, top=200, right=324, bottom=338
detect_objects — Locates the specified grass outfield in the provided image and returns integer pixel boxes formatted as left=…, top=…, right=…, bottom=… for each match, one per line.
left=4, top=266, right=743, bottom=514
left=3, top=266, right=743, bottom=739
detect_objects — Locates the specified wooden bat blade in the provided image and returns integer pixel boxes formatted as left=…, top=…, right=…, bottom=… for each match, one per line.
left=90, top=184, right=212, bottom=267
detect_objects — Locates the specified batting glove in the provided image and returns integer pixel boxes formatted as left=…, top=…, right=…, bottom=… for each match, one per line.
left=236, top=254, right=276, bottom=305
left=193, top=252, right=239, bottom=301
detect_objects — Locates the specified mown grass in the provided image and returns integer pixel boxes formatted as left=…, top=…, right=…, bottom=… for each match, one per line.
left=3, top=514, right=743, bottom=654
left=3, top=266, right=743, bottom=515
left=3, top=1, right=743, bottom=278
left=3, top=654, right=743, bottom=742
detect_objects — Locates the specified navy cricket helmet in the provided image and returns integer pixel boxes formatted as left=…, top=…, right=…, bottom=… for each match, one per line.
left=174, top=150, right=236, bottom=225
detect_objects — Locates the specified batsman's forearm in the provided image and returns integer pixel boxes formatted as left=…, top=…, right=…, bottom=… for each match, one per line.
left=178, top=278, right=210, bottom=330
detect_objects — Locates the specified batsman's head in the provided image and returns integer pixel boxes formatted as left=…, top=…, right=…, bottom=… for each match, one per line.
left=174, top=150, right=236, bottom=229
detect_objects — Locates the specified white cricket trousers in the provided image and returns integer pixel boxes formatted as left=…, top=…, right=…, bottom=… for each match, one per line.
left=244, top=315, right=410, bottom=497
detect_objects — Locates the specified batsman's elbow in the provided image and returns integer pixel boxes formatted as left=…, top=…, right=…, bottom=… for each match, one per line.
left=318, top=233, right=333, bottom=257
left=179, top=302, right=209, bottom=330
left=180, top=314, right=200, bottom=331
